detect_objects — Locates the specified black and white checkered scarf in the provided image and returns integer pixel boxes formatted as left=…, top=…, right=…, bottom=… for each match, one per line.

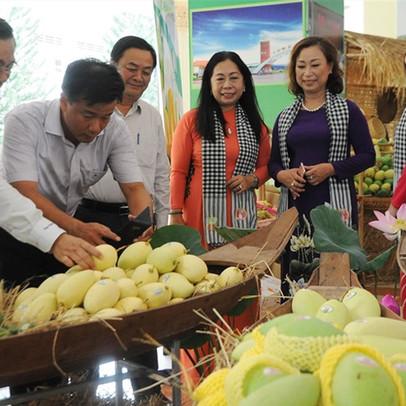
left=202, top=103, right=259, bottom=247
left=277, top=90, right=353, bottom=226
left=394, top=107, right=406, bottom=188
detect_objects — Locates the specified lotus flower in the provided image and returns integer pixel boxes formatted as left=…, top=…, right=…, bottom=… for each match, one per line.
left=368, top=203, right=406, bottom=241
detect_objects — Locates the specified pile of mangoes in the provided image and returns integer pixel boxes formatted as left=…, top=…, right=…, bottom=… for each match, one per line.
left=354, top=146, right=394, bottom=197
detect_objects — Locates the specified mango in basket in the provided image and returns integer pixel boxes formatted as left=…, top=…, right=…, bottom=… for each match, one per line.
left=24, top=292, right=58, bottom=324
left=83, top=279, right=120, bottom=314
left=239, top=373, right=321, bottom=406
left=277, top=315, right=344, bottom=338
left=138, top=282, right=171, bottom=308
left=159, top=272, right=194, bottom=299
left=357, top=335, right=406, bottom=358
left=175, top=254, right=208, bottom=284
left=57, top=269, right=97, bottom=308
left=258, top=313, right=298, bottom=335
left=316, top=299, right=351, bottom=329
left=32, top=273, right=69, bottom=299
left=341, top=287, right=381, bottom=320
left=231, top=336, right=257, bottom=361
left=146, top=246, right=179, bottom=274
left=390, top=354, right=406, bottom=394
left=317, top=344, right=404, bottom=406
left=344, top=316, right=406, bottom=340
left=224, top=353, right=300, bottom=405
left=92, top=244, right=118, bottom=271
left=114, top=297, right=147, bottom=313
left=130, top=263, right=159, bottom=286
left=292, top=288, right=326, bottom=317
left=117, top=241, right=152, bottom=270
left=218, top=266, right=244, bottom=288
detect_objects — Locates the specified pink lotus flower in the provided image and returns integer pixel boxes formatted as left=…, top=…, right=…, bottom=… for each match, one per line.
left=369, top=203, right=406, bottom=241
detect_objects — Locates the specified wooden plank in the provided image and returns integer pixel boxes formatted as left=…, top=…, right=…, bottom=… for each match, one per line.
left=317, top=252, right=353, bottom=287
left=199, top=207, right=298, bottom=269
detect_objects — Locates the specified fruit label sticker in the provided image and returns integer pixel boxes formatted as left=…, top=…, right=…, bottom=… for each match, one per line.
left=99, top=280, right=108, bottom=285
left=356, top=356, right=378, bottom=367
left=263, top=367, right=283, bottom=376
left=296, top=315, right=312, bottom=320
left=394, top=363, right=406, bottom=371
left=344, top=291, right=357, bottom=300
left=320, top=305, right=333, bottom=313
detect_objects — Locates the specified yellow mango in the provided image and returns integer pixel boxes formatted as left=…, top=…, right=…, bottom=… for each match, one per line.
left=24, top=292, right=57, bottom=324
left=32, top=273, right=69, bottom=299
left=344, top=316, right=406, bottom=340
left=114, top=297, right=147, bottom=313
left=83, top=279, right=120, bottom=314
left=92, top=244, right=118, bottom=271
left=117, top=241, right=152, bottom=270
left=56, top=270, right=96, bottom=308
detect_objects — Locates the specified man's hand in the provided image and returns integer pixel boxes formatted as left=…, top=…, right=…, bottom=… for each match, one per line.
left=51, top=234, right=103, bottom=269
left=72, top=221, right=120, bottom=245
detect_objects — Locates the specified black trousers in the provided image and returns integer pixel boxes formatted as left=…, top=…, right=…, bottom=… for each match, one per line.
left=0, top=228, right=67, bottom=289
left=74, top=201, right=161, bottom=398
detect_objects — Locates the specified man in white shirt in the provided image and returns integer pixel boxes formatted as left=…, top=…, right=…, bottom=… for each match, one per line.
left=1, top=58, right=153, bottom=286
left=75, top=36, right=170, bottom=232
left=74, top=37, right=170, bottom=403
left=0, top=18, right=103, bottom=277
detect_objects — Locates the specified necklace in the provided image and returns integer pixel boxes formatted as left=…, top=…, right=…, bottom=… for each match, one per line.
left=301, top=101, right=325, bottom=112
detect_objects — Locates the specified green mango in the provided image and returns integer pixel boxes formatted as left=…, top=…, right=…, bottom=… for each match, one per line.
left=315, top=299, right=352, bottom=329
left=277, top=316, right=344, bottom=338
left=231, top=339, right=256, bottom=361
left=239, top=373, right=321, bottom=406
left=224, top=354, right=299, bottom=405
left=244, top=365, right=288, bottom=396
left=292, top=288, right=326, bottom=317
left=377, top=189, right=390, bottom=197
left=391, top=361, right=406, bottom=394
left=258, top=313, right=298, bottom=335
left=382, top=154, right=393, bottom=165
left=331, top=351, right=399, bottom=406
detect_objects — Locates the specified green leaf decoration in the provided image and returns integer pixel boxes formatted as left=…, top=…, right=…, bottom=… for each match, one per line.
left=215, top=226, right=257, bottom=242
left=367, top=244, right=397, bottom=272
left=310, top=205, right=369, bottom=271
left=150, top=225, right=207, bottom=255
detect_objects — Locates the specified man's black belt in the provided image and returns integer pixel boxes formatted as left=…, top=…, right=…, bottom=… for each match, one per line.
left=80, top=198, right=130, bottom=216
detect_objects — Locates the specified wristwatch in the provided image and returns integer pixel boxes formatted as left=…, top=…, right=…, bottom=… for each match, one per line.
left=249, top=173, right=259, bottom=188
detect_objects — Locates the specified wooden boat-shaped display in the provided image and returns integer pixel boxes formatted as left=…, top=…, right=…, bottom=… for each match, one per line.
left=0, top=208, right=298, bottom=387
left=266, top=251, right=402, bottom=320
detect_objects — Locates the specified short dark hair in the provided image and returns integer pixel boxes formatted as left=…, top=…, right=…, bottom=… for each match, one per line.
left=110, top=36, right=157, bottom=69
left=0, top=18, right=13, bottom=40
left=288, top=36, right=343, bottom=95
left=62, top=58, right=125, bottom=105
left=196, top=51, right=264, bottom=143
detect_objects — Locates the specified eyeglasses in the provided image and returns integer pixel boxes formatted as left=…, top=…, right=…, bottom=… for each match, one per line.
left=0, top=62, right=15, bottom=74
